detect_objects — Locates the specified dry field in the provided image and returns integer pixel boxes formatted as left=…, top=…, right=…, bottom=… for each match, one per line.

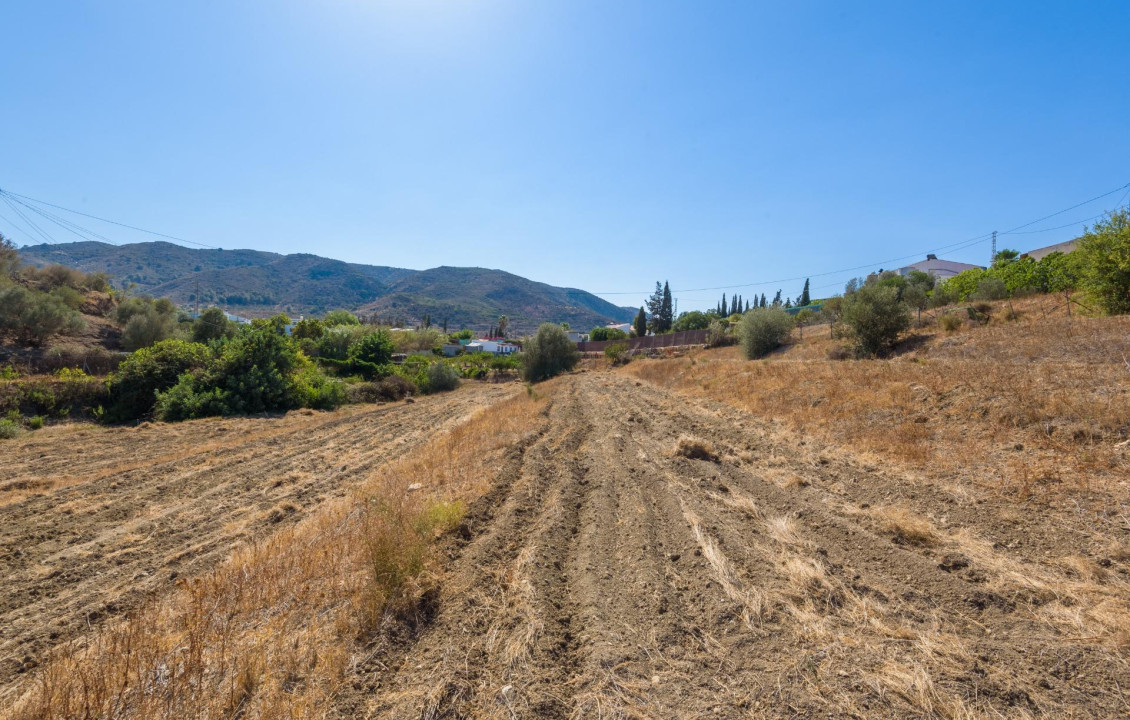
left=3, top=307, right=1130, bottom=719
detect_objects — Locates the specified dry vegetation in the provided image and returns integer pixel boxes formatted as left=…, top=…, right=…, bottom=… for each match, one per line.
left=4, top=296, right=1130, bottom=719
left=2, top=383, right=546, bottom=718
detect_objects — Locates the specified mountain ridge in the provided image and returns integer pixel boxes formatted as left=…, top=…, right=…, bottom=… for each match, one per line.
left=18, top=241, right=635, bottom=332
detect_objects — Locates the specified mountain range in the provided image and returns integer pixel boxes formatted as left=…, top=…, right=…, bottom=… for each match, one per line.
left=18, top=241, right=635, bottom=333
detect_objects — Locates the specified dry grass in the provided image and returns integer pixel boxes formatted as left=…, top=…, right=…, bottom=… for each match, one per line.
left=872, top=506, right=939, bottom=546
left=673, top=435, right=720, bottom=462
left=7, top=386, right=551, bottom=720
left=626, top=297, right=1130, bottom=504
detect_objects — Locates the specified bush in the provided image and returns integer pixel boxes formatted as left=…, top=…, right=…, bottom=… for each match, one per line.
left=739, top=307, right=794, bottom=359
left=292, top=367, right=346, bottom=410
left=966, top=302, right=993, bottom=326
left=0, top=418, right=23, bottom=440
left=589, top=327, right=628, bottom=341
left=105, top=339, right=214, bottom=422
left=1076, top=209, right=1130, bottom=314
left=192, top=307, right=234, bottom=342
left=121, top=311, right=179, bottom=351
left=49, top=285, right=86, bottom=310
left=706, top=319, right=733, bottom=348
left=290, top=318, right=325, bottom=340
left=840, top=284, right=910, bottom=356
left=0, top=285, right=86, bottom=345
left=970, top=277, right=1008, bottom=301
left=938, top=313, right=963, bottom=332
left=422, top=362, right=460, bottom=394
left=673, top=310, right=712, bottom=332
left=347, top=375, right=416, bottom=403
left=604, top=342, right=629, bottom=364
left=520, top=323, right=579, bottom=382
left=323, top=309, right=360, bottom=327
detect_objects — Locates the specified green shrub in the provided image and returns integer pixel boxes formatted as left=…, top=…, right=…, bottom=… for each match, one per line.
left=28, top=415, right=45, bottom=430
left=841, top=284, right=910, bottom=356
left=604, top=342, right=629, bottom=364
left=520, top=323, right=579, bottom=383
left=105, top=339, right=214, bottom=422
left=349, top=330, right=395, bottom=372
left=589, top=327, right=628, bottom=341
left=346, top=375, right=416, bottom=403
left=290, top=318, right=326, bottom=340
left=0, top=285, right=86, bottom=345
left=49, top=285, right=85, bottom=310
left=0, top=418, right=23, bottom=440
left=292, top=367, right=346, bottom=410
left=706, top=319, right=733, bottom=348
left=192, top=307, right=234, bottom=343
left=970, top=277, right=1008, bottom=301
left=673, top=310, right=712, bottom=332
left=966, top=302, right=993, bottom=325
left=739, top=307, right=794, bottom=359
left=422, top=362, right=460, bottom=394
left=323, top=309, right=360, bottom=327
left=1076, top=209, right=1130, bottom=314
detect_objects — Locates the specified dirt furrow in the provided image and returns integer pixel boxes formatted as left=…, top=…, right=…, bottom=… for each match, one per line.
left=0, top=383, right=515, bottom=695
left=333, top=370, right=1129, bottom=719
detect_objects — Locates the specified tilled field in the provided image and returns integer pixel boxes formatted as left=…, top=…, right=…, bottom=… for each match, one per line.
left=3, top=370, right=1128, bottom=718
left=0, top=382, right=514, bottom=701
left=334, top=371, right=1129, bottom=719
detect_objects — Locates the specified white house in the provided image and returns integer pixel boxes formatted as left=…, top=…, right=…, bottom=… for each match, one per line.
left=466, top=340, right=520, bottom=356
left=896, top=254, right=983, bottom=279
left=565, top=330, right=586, bottom=343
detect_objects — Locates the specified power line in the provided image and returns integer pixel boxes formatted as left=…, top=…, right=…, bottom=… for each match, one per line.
left=597, top=180, right=1129, bottom=297
left=0, top=188, right=220, bottom=249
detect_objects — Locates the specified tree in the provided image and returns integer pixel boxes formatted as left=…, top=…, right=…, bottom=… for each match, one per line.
left=772, top=290, right=782, bottom=307
left=0, top=233, right=19, bottom=280
left=739, top=307, right=794, bottom=359
left=0, top=285, right=85, bottom=345
left=590, top=327, right=628, bottom=341
left=721, top=294, right=727, bottom=318
left=291, top=318, right=326, bottom=341
left=1076, top=209, right=1130, bottom=314
left=840, top=284, right=911, bottom=356
left=673, top=310, right=711, bottom=331
left=633, top=307, right=647, bottom=337
left=992, top=249, right=1020, bottom=268
left=497, top=315, right=509, bottom=338
left=192, top=307, right=233, bottom=343
left=799, top=279, right=811, bottom=307
left=323, top=309, right=360, bottom=327
left=521, top=323, right=579, bottom=382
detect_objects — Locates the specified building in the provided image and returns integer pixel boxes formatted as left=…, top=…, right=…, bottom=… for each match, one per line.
left=466, top=340, right=521, bottom=356
left=565, top=330, right=587, bottom=343
left=604, top=323, right=633, bottom=335
left=896, top=254, right=983, bottom=279
left=1021, top=240, right=1077, bottom=261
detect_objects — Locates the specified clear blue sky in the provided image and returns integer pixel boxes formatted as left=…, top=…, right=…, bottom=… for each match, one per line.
left=3, top=1, right=1128, bottom=311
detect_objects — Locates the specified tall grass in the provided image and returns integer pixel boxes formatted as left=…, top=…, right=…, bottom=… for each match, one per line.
left=6, top=388, right=551, bottom=719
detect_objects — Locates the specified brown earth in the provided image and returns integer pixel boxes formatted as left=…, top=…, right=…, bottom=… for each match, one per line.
left=0, top=382, right=514, bottom=703
left=331, top=371, right=1129, bottom=719
left=3, top=361, right=1129, bottom=717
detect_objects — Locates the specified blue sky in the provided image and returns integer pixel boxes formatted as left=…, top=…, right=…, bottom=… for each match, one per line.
left=2, top=1, right=1128, bottom=311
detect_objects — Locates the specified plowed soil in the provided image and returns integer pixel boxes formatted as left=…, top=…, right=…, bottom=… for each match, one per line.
left=333, top=371, right=1129, bottom=719
left=0, top=383, right=514, bottom=700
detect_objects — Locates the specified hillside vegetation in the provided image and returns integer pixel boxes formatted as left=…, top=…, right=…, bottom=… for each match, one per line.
left=19, top=241, right=634, bottom=332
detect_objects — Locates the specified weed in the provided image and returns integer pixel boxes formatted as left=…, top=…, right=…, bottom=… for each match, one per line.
left=674, top=435, right=719, bottom=462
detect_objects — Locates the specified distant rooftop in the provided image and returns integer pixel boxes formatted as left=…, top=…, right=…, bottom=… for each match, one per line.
left=1021, top=239, right=1078, bottom=261
left=897, top=254, right=984, bottom=278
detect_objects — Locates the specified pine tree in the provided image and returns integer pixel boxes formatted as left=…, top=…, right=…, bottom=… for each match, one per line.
left=745, top=299, right=750, bottom=312
left=760, top=293, right=767, bottom=308
left=633, top=306, right=647, bottom=337
left=772, top=290, right=782, bottom=306
left=799, top=278, right=811, bottom=307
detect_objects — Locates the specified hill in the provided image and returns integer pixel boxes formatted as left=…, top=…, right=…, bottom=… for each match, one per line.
left=356, top=266, right=635, bottom=331
left=18, top=241, right=634, bottom=332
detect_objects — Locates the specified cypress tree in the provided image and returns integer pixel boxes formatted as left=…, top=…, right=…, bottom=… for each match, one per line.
left=799, top=278, right=811, bottom=307
left=772, top=290, right=782, bottom=306
left=660, top=281, right=673, bottom=332
left=633, top=306, right=647, bottom=337
left=721, top=293, right=727, bottom=318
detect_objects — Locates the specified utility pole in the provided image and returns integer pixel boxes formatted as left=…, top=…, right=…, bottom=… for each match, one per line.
left=991, top=230, right=997, bottom=266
